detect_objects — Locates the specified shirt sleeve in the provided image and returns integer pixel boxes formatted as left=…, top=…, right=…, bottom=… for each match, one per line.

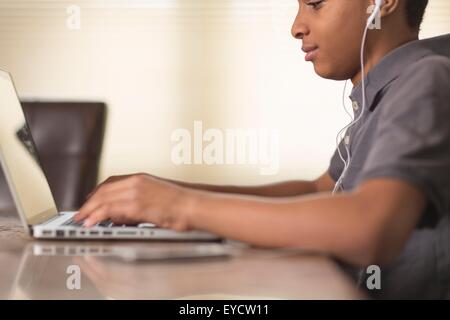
left=355, top=56, right=450, bottom=217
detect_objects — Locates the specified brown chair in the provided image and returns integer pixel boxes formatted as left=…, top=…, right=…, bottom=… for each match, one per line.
left=0, top=101, right=107, bottom=212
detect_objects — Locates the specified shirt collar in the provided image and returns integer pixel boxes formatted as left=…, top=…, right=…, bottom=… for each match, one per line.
left=349, top=34, right=450, bottom=117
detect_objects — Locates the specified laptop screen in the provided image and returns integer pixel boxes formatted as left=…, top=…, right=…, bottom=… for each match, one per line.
left=0, top=70, right=57, bottom=225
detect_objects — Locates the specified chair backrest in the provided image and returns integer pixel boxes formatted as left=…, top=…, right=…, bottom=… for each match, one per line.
left=0, top=101, right=107, bottom=212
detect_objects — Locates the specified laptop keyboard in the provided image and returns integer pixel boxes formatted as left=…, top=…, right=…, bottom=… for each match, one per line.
left=62, top=218, right=140, bottom=228
left=62, top=219, right=85, bottom=227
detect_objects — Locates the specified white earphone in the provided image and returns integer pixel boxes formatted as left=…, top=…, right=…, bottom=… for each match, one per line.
left=332, top=0, right=383, bottom=195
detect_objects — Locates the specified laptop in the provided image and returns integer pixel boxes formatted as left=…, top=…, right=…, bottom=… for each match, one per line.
left=0, top=68, right=219, bottom=241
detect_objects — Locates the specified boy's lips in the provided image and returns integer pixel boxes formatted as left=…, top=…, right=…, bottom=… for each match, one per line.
left=302, top=45, right=319, bottom=62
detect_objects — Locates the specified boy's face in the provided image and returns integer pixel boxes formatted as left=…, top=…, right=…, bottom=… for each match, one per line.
left=292, top=0, right=371, bottom=80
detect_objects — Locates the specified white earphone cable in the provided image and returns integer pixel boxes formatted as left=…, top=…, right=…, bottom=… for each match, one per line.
left=332, top=1, right=382, bottom=195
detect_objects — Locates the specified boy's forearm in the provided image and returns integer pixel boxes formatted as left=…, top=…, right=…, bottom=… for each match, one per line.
left=166, top=179, right=318, bottom=197
left=180, top=189, right=379, bottom=267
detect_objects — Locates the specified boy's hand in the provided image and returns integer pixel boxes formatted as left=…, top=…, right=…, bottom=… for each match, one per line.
left=85, top=173, right=151, bottom=199
left=74, top=174, right=192, bottom=230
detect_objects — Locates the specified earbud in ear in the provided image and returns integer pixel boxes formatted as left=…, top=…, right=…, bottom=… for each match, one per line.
left=367, top=0, right=383, bottom=27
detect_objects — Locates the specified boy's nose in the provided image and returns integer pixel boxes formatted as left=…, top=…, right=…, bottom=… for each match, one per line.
left=291, top=16, right=309, bottom=40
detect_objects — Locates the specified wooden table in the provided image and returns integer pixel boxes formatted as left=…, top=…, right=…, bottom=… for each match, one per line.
left=0, top=210, right=365, bottom=300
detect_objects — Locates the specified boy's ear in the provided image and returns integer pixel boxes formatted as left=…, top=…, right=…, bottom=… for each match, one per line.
left=377, top=0, right=401, bottom=18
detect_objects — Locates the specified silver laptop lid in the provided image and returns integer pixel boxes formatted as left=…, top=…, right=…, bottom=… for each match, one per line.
left=0, top=69, right=58, bottom=229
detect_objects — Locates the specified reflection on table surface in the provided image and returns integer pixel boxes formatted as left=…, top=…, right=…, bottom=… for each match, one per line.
left=0, top=239, right=364, bottom=300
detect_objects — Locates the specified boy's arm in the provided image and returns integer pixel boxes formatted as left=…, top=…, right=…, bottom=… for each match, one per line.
left=77, top=175, right=425, bottom=267
left=185, top=177, right=426, bottom=267
left=90, top=171, right=334, bottom=198
left=183, top=170, right=336, bottom=196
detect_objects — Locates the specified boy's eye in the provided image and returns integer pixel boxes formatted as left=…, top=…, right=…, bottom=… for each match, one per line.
left=306, top=0, right=324, bottom=9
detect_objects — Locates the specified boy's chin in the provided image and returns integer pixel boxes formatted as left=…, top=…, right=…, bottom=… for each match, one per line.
left=313, top=64, right=349, bottom=81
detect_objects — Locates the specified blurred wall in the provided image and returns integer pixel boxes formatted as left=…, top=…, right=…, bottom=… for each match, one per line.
left=0, top=0, right=449, bottom=185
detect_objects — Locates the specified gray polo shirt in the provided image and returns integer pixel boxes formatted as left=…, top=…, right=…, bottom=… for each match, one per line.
left=328, top=34, right=450, bottom=299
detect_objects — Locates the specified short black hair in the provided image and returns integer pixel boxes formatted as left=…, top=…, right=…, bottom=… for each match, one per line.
left=405, top=0, right=429, bottom=30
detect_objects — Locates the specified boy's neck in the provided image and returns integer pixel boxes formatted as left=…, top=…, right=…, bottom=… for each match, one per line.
left=351, top=33, right=419, bottom=87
